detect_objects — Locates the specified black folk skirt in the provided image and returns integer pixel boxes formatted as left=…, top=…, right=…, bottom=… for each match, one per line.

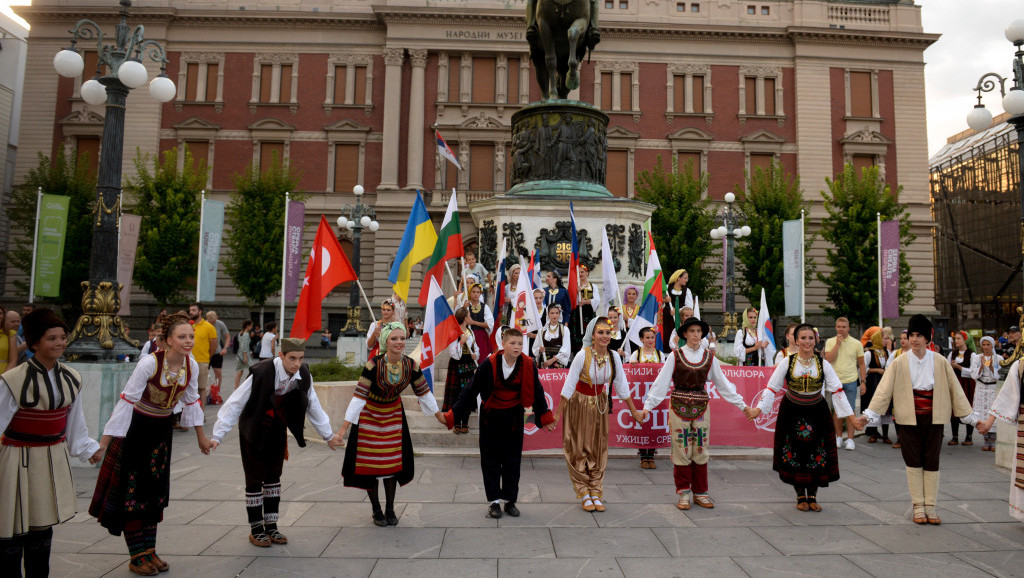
left=772, top=391, right=840, bottom=488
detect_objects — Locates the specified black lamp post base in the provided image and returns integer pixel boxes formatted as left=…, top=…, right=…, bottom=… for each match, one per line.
left=342, top=305, right=365, bottom=337
left=65, top=280, right=141, bottom=361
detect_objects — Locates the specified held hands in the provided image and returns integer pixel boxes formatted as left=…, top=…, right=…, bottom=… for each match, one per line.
left=209, top=440, right=220, bottom=452
left=88, top=447, right=104, bottom=465
left=328, top=432, right=345, bottom=450
left=435, top=412, right=447, bottom=426
left=852, top=416, right=868, bottom=430
left=976, top=417, right=995, bottom=435
left=640, top=409, right=651, bottom=422
left=743, top=407, right=762, bottom=422
left=197, top=436, right=213, bottom=455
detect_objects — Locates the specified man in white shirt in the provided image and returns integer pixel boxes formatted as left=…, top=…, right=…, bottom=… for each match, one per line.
left=259, top=322, right=278, bottom=359
left=210, top=338, right=340, bottom=547
left=854, top=314, right=976, bottom=525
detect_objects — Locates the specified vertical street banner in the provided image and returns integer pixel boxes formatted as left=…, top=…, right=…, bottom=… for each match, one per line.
left=198, top=199, right=225, bottom=301
left=879, top=219, right=900, bottom=319
left=117, top=214, right=142, bottom=315
left=33, top=194, right=70, bottom=298
left=283, top=200, right=305, bottom=302
left=782, top=218, right=803, bottom=317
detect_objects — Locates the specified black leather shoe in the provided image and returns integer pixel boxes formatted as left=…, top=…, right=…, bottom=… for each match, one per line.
left=372, top=509, right=387, bottom=527
left=504, top=502, right=520, bottom=517
left=385, top=510, right=399, bottom=526
left=487, top=503, right=503, bottom=518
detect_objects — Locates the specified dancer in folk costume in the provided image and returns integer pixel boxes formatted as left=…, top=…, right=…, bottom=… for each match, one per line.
left=970, top=336, right=1003, bottom=451
left=861, top=327, right=894, bottom=444
left=733, top=307, right=770, bottom=366
left=854, top=315, right=977, bottom=525
left=91, top=313, right=210, bottom=576
left=662, top=269, right=694, bottom=349
left=629, top=327, right=664, bottom=469
left=554, top=317, right=643, bottom=512
left=446, top=329, right=556, bottom=518
left=335, top=323, right=446, bottom=526
left=466, top=282, right=495, bottom=360
left=773, top=324, right=799, bottom=365
left=365, top=299, right=398, bottom=359
left=977, top=358, right=1024, bottom=521
left=210, top=338, right=338, bottom=547
left=534, top=304, right=571, bottom=369
left=746, top=323, right=854, bottom=512
left=0, top=310, right=102, bottom=578
left=542, top=270, right=572, bottom=325
left=642, top=318, right=748, bottom=509
left=444, top=307, right=479, bottom=434
left=947, top=331, right=976, bottom=446
left=568, top=265, right=600, bottom=355
left=621, top=285, right=642, bottom=352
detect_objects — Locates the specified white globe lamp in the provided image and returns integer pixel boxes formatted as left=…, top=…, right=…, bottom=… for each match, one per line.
left=966, top=105, right=993, bottom=132
left=1005, top=19, right=1024, bottom=44
left=724, top=192, right=736, bottom=204
left=117, top=60, right=148, bottom=89
left=1003, top=89, right=1024, bottom=117
left=369, top=221, right=380, bottom=232
left=360, top=215, right=371, bottom=227
left=741, top=225, right=751, bottom=237
left=148, top=75, right=176, bottom=103
left=53, top=49, right=85, bottom=78
left=353, top=184, right=364, bottom=196
left=81, top=79, right=108, bottom=105
left=337, top=216, right=349, bottom=229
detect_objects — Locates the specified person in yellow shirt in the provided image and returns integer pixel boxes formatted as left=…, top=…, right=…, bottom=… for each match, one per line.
left=823, top=316, right=866, bottom=451
left=0, top=306, right=18, bottom=372
left=189, top=302, right=219, bottom=406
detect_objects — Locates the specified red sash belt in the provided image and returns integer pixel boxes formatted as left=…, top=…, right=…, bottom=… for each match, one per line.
left=2, top=407, right=70, bottom=447
left=574, top=380, right=605, bottom=397
left=913, top=389, right=933, bottom=415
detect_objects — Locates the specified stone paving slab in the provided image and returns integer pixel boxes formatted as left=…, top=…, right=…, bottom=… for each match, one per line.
left=848, top=523, right=992, bottom=554
left=652, top=526, right=780, bottom=557
left=845, top=553, right=988, bottom=578
left=238, top=557, right=378, bottom=578
left=497, top=557, right=625, bottom=578
left=732, top=554, right=875, bottom=577
left=322, top=527, right=446, bottom=558
left=952, top=551, right=1024, bottom=578
left=617, top=556, right=750, bottom=577
left=749, top=526, right=889, bottom=556
left=368, top=558, right=497, bottom=578
left=203, top=526, right=339, bottom=557
left=549, top=528, right=671, bottom=558
left=439, top=528, right=557, bottom=558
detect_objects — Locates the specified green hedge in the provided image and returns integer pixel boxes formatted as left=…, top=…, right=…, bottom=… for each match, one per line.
left=308, top=358, right=364, bottom=381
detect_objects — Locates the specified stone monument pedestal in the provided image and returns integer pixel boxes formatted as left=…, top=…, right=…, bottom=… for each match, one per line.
left=335, top=335, right=368, bottom=366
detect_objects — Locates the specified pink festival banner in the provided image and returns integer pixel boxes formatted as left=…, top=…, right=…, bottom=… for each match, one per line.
left=283, top=200, right=305, bottom=302
left=879, top=219, right=900, bottom=320
left=522, top=363, right=781, bottom=451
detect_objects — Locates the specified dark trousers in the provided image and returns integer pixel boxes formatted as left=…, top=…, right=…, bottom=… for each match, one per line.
left=0, top=527, right=53, bottom=578
left=479, top=407, right=525, bottom=503
left=896, top=413, right=944, bottom=472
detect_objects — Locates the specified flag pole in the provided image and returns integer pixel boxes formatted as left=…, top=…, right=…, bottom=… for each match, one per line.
left=196, top=189, right=205, bottom=301
left=800, top=209, right=805, bottom=323
left=28, top=187, right=42, bottom=304
left=356, top=279, right=377, bottom=325
left=279, top=192, right=290, bottom=334
left=877, top=212, right=882, bottom=328
left=444, top=261, right=460, bottom=295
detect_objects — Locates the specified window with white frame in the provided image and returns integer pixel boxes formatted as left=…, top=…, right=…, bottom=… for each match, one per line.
left=325, top=54, right=374, bottom=114
left=594, top=62, right=640, bottom=119
left=667, top=63, right=712, bottom=118
left=738, top=65, right=783, bottom=120
left=250, top=53, right=299, bottom=113
left=845, top=69, right=879, bottom=119
left=176, top=52, right=224, bottom=112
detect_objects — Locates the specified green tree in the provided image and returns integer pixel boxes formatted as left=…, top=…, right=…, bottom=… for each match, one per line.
left=223, top=153, right=301, bottom=319
left=7, top=149, right=96, bottom=316
left=635, top=156, right=720, bottom=301
left=817, top=164, right=915, bottom=326
left=125, top=146, right=207, bottom=305
left=734, top=160, right=812, bottom=316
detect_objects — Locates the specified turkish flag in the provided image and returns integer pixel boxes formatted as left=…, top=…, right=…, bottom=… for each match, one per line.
left=290, top=216, right=357, bottom=340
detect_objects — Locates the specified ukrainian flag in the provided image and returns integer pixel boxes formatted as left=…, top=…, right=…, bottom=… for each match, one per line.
left=388, top=192, right=438, bottom=301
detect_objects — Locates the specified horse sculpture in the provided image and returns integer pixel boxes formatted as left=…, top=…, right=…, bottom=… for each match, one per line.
left=528, top=0, right=599, bottom=100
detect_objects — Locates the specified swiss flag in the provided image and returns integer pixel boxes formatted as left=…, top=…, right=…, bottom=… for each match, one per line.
left=290, top=216, right=357, bottom=340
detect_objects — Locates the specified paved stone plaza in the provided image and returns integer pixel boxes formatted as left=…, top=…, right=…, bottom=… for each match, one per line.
left=51, top=398, right=1024, bottom=578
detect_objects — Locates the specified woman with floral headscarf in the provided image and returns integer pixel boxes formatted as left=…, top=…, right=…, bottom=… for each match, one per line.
left=970, top=336, right=1003, bottom=451
left=733, top=307, right=770, bottom=366
left=947, top=331, right=976, bottom=446
left=337, top=322, right=446, bottom=527
left=861, top=327, right=893, bottom=444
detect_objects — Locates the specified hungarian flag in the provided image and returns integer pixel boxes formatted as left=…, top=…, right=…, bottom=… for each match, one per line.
left=436, top=130, right=462, bottom=170
left=625, top=232, right=667, bottom=349
left=291, top=216, right=357, bottom=340
left=421, top=277, right=461, bottom=390
left=417, top=191, right=463, bottom=307
left=567, top=202, right=579, bottom=310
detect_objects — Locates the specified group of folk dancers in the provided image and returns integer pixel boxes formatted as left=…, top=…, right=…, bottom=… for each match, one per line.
left=3, top=301, right=1024, bottom=577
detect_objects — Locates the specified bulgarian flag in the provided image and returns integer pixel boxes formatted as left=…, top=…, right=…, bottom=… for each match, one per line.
left=625, top=232, right=668, bottom=349
left=417, top=190, right=463, bottom=306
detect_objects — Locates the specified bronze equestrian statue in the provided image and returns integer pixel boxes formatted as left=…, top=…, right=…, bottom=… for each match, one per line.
left=526, top=0, right=600, bottom=100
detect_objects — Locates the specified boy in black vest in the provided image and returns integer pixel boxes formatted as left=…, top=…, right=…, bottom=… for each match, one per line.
left=210, top=337, right=340, bottom=546
left=445, top=328, right=556, bottom=518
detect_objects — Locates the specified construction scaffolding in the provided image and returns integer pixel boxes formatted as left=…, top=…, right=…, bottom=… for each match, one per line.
left=929, top=118, right=1021, bottom=332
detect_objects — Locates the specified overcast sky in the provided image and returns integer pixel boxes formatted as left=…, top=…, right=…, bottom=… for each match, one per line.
left=1, top=0, right=1018, bottom=157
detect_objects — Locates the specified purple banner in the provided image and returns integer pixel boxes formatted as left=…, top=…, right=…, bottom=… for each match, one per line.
left=879, top=219, right=900, bottom=319
left=284, top=201, right=305, bottom=302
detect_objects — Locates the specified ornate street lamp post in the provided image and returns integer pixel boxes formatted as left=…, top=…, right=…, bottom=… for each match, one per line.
left=336, top=185, right=379, bottom=336
left=965, top=19, right=1024, bottom=366
left=53, top=0, right=176, bottom=359
left=709, top=192, right=751, bottom=336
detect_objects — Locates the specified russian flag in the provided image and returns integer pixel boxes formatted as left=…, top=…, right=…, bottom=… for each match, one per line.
left=421, top=277, right=461, bottom=390
left=567, top=203, right=579, bottom=310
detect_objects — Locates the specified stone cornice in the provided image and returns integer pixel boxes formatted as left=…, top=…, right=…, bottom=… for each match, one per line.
left=785, top=27, right=939, bottom=49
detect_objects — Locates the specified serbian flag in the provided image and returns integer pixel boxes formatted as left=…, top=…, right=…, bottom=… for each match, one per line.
left=512, top=256, right=541, bottom=335
left=625, top=232, right=667, bottom=349
left=490, top=237, right=508, bottom=343
left=291, top=216, right=357, bottom=340
left=417, top=191, right=463, bottom=306
left=436, top=130, right=461, bottom=171
left=567, top=203, right=580, bottom=310
left=528, top=250, right=541, bottom=290
left=421, top=277, right=461, bottom=390
left=388, top=191, right=437, bottom=302
left=756, top=287, right=777, bottom=365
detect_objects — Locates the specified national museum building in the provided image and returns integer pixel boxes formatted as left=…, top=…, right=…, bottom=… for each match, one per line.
left=7, top=0, right=938, bottom=329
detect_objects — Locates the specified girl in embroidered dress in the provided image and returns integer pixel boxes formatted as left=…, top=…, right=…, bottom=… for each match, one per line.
left=733, top=307, right=770, bottom=366
left=534, top=304, right=570, bottom=369
left=336, top=323, right=446, bottom=527
left=976, top=359, right=1024, bottom=521
left=947, top=331, right=976, bottom=446
left=642, top=317, right=749, bottom=510
left=621, top=286, right=642, bottom=352
left=629, top=327, right=664, bottom=469
left=746, top=323, right=853, bottom=512
left=444, top=308, right=479, bottom=434
left=773, top=324, right=799, bottom=365
left=466, top=283, right=495, bottom=360
left=365, top=300, right=398, bottom=359
left=0, top=310, right=102, bottom=578
left=662, top=270, right=694, bottom=349
left=862, top=327, right=893, bottom=444
left=542, top=270, right=572, bottom=325
left=554, top=317, right=643, bottom=512
left=971, top=336, right=1003, bottom=451
left=569, top=265, right=600, bottom=356
left=90, top=313, right=209, bottom=576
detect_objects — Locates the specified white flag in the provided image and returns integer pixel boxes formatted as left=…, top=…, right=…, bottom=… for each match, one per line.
left=512, top=256, right=540, bottom=334
left=693, top=295, right=701, bottom=320
left=756, top=288, right=777, bottom=365
left=599, top=228, right=620, bottom=315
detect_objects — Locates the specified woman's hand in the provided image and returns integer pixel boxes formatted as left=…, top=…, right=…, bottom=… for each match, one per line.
left=743, top=407, right=762, bottom=421
left=197, top=436, right=213, bottom=455
left=435, top=412, right=447, bottom=426
left=88, top=447, right=104, bottom=464
left=328, top=432, right=345, bottom=450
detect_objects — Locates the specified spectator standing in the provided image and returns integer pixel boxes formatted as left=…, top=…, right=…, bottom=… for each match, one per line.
left=16, top=304, right=33, bottom=362
left=188, top=302, right=219, bottom=405
left=823, top=316, right=867, bottom=451
left=235, top=320, right=254, bottom=389
left=207, top=311, right=230, bottom=391
left=0, top=307, right=17, bottom=372
left=259, top=322, right=278, bottom=360
left=947, top=331, right=976, bottom=446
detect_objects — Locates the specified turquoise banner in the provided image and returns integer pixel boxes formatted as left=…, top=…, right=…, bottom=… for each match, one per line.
left=198, top=199, right=224, bottom=301
left=34, top=194, right=70, bottom=298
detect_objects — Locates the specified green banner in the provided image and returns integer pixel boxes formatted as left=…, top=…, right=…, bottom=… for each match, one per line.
left=34, top=194, right=70, bottom=298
